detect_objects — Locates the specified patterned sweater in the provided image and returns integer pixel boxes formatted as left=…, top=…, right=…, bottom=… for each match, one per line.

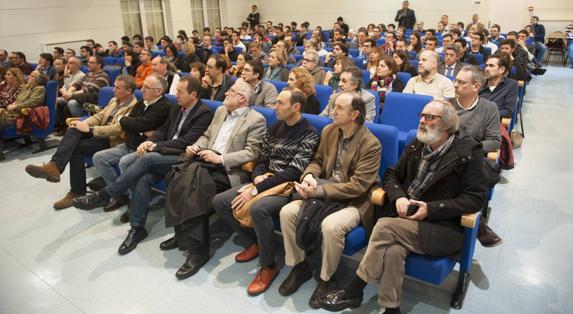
left=253, top=118, right=320, bottom=193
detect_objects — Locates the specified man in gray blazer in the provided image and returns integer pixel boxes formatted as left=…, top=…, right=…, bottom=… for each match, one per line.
left=242, top=60, right=278, bottom=108
left=161, top=78, right=267, bottom=280
left=437, top=45, right=464, bottom=78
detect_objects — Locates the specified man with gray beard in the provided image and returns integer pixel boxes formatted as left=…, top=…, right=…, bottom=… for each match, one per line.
left=318, top=100, right=488, bottom=313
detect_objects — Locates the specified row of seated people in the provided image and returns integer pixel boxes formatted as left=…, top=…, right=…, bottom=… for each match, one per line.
left=23, top=66, right=499, bottom=312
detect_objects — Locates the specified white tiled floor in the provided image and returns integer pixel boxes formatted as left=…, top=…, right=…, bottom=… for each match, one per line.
left=1, top=66, right=572, bottom=313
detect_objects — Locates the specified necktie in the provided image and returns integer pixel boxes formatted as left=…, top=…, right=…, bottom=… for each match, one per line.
left=446, top=66, right=453, bottom=77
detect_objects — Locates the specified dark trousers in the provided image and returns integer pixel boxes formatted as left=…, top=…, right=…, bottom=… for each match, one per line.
left=174, top=166, right=231, bottom=254
left=50, top=128, right=110, bottom=194
left=213, top=186, right=290, bottom=267
left=55, top=98, right=70, bottom=130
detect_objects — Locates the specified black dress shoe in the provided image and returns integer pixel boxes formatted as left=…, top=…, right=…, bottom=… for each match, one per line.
left=319, top=288, right=363, bottom=312
left=103, top=195, right=129, bottom=212
left=119, top=204, right=131, bottom=223
left=278, top=262, right=313, bottom=296
left=309, top=277, right=337, bottom=309
left=118, top=227, right=148, bottom=255
left=478, top=221, right=503, bottom=247
left=175, top=253, right=209, bottom=280
left=73, top=190, right=111, bottom=210
left=159, top=236, right=178, bottom=251
left=87, top=176, right=107, bottom=191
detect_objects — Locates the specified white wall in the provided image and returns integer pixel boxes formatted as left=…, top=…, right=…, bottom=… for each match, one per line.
left=0, top=0, right=124, bottom=62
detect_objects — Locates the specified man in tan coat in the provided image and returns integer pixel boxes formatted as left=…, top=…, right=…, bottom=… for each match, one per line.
left=25, top=74, right=138, bottom=209
left=278, top=92, right=381, bottom=308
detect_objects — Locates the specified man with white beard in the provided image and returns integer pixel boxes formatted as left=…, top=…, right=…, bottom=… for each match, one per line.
left=318, top=99, right=488, bottom=313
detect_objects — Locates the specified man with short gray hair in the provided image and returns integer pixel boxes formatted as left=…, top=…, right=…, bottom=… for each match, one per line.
left=403, top=50, right=454, bottom=100
left=450, top=65, right=502, bottom=248
left=320, top=68, right=376, bottom=122
left=301, top=50, right=326, bottom=84
left=319, top=99, right=488, bottom=313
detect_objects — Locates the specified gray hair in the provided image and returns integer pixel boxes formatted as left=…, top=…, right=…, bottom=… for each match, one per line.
left=303, top=50, right=319, bottom=63
left=233, top=78, right=254, bottom=105
left=342, top=67, right=363, bottom=91
left=34, top=71, right=49, bottom=86
left=115, top=74, right=137, bottom=93
left=459, top=65, right=485, bottom=87
left=434, top=99, right=460, bottom=134
left=149, top=74, right=168, bottom=93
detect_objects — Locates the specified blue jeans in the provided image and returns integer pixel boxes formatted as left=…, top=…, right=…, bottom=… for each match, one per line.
left=67, top=99, right=87, bottom=117
left=533, top=41, right=547, bottom=65
left=103, top=152, right=179, bottom=227
left=92, top=144, right=132, bottom=185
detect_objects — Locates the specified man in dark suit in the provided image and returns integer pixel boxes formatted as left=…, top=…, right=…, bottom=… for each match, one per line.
left=246, top=5, right=260, bottom=29
left=201, top=54, right=234, bottom=101
left=74, top=76, right=214, bottom=255
left=438, top=44, right=464, bottom=77
left=454, top=38, right=479, bottom=65
left=318, top=100, right=488, bottom=313
left=394, top=1, right=416, bottom=30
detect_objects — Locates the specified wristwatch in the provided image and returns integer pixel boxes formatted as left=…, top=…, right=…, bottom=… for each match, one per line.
left=251, top=186, right=258, bottom=196
left=89, top=126, right=94, bottom=134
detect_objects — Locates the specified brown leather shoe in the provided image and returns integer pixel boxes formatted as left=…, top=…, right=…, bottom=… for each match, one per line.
left=235, top=243, right=259, bottom=263
left=25, top=161, right=61, bottom=183
left=54, top=192, right=84, bottom=210
left=478, top=221, right=503, bottom=247
left=247, top=265, right=280, bottom=296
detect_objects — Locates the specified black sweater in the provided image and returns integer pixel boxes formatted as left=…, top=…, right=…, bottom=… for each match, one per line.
left=120, top=96, right=171, bottom=149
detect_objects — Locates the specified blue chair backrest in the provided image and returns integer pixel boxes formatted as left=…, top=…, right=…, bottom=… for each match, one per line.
left=365, top=123, right=399, bottom=176
left=265, top=80, right=288, bottom=93
left=348, top=48, right=360, bottom=57
left=235, top=47, right=243, bottom=54
left=32, top=80, right=58, bottom=139
left=408, top=51, right=417, bottom=60
left=396, top=72, right=412, bottom=86
left=103, top=57, right=115, bottom=66
left=285, top=64, right=297, bottom=70
left=376, top=38, right=386, bottom=46
left=30, top=63, right=38, bottom=70
left=201, top=99, right=223, bottom=111
left=253, top=106, right=276, bottom=126
left=152, top=50, right=165, bottom=58
left=179, top=72, right=190, bottom=77
left=380, top=92, right=433, bottom=133
left=97, top=87, right=115, bottom=107
left=104, top=68, right=121, bottom=86
left=471, top=53, right=484, bottom=65
left=351, top=57, right=365, bottom=69
left=362, top=70, right=371, bottom=88
left=134, top=90, right=143, bottom=100
left=80, top=65, right=89, bottom=73
left=293, top=54, right=303, bottom=62
left=302, top=114, right=332, bottom=135
left=165, top=94, right=177, bottom=105
left=314, top=84, right=333, bottom=112
left=115, top=58, right=125, bottom=66
left=409, top=60, right=419, bottom=69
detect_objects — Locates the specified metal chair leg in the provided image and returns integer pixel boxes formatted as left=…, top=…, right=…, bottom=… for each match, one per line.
left=451, top=272, right=471, bottom=309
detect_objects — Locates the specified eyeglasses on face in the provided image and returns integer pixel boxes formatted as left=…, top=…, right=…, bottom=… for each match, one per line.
left=418, top=112, right=441, bottom=121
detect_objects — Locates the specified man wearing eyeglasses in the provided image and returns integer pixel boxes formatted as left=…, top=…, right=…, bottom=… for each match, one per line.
left=450, top=65, right=502, bottom=247
left=73, top=75, right=171, bottom=214
left=161, top=78, right=267, bottom=279
left=301, top=50, right=326, bottom=84
left=319, top=99, right=488, bottom=313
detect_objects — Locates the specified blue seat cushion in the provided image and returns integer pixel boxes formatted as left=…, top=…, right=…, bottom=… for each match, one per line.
left=405, top=254, right=457, bottom=285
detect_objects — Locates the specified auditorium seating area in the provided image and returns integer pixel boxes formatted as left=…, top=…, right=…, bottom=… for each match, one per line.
left=0, top=6, right=572, bottom=314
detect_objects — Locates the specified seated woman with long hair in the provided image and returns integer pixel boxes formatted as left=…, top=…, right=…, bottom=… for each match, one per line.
left=263, top=48, right=289, bottom=82
left=366, top=46, right=383, bottom=79
left=287, top=67, right=320, bottom=114
left=0, top=68, right=25, bottom=110
left=121, top=50, right=141, bottom=76
left=393, top=49, right=418, bottom=77
left=323, top=56, right=355, bottom=90
left=0, top=70, right=48, bottom=160
left=367, top=56, right=405, bottom=105
left=229, top=53, right=252, bottom=78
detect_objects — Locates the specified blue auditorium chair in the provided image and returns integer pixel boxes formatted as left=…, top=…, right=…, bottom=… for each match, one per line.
left=379, top=92, right=433, bottom=153
left=104, top=68, right=121, bottom=86
left=302, top=114, right=331, bottom=135
left=396, top=72, right=412, bottom=86
left=97, top=87, right=115, bottom=107
left=253, top=106, right=276, bottom=126
left=471, top=53, right=484, bottom=65
left=201, top=99, right=223, bottom=112
left=265, top=80, right=288, bottom=93
left=1, top=80, right=58, bottom=153
left=409, top=59, right=419, bottom=69
left=103, top=56, right=115, bottom=66
left=314, top=84, right=333, bottom=112
left=348, top=48, right=359, bottom=57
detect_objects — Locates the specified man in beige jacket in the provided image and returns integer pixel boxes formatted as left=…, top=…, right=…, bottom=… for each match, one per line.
left=25, top=74, right=138, bottom=209
left=278, top=92, right=381, bottom=308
